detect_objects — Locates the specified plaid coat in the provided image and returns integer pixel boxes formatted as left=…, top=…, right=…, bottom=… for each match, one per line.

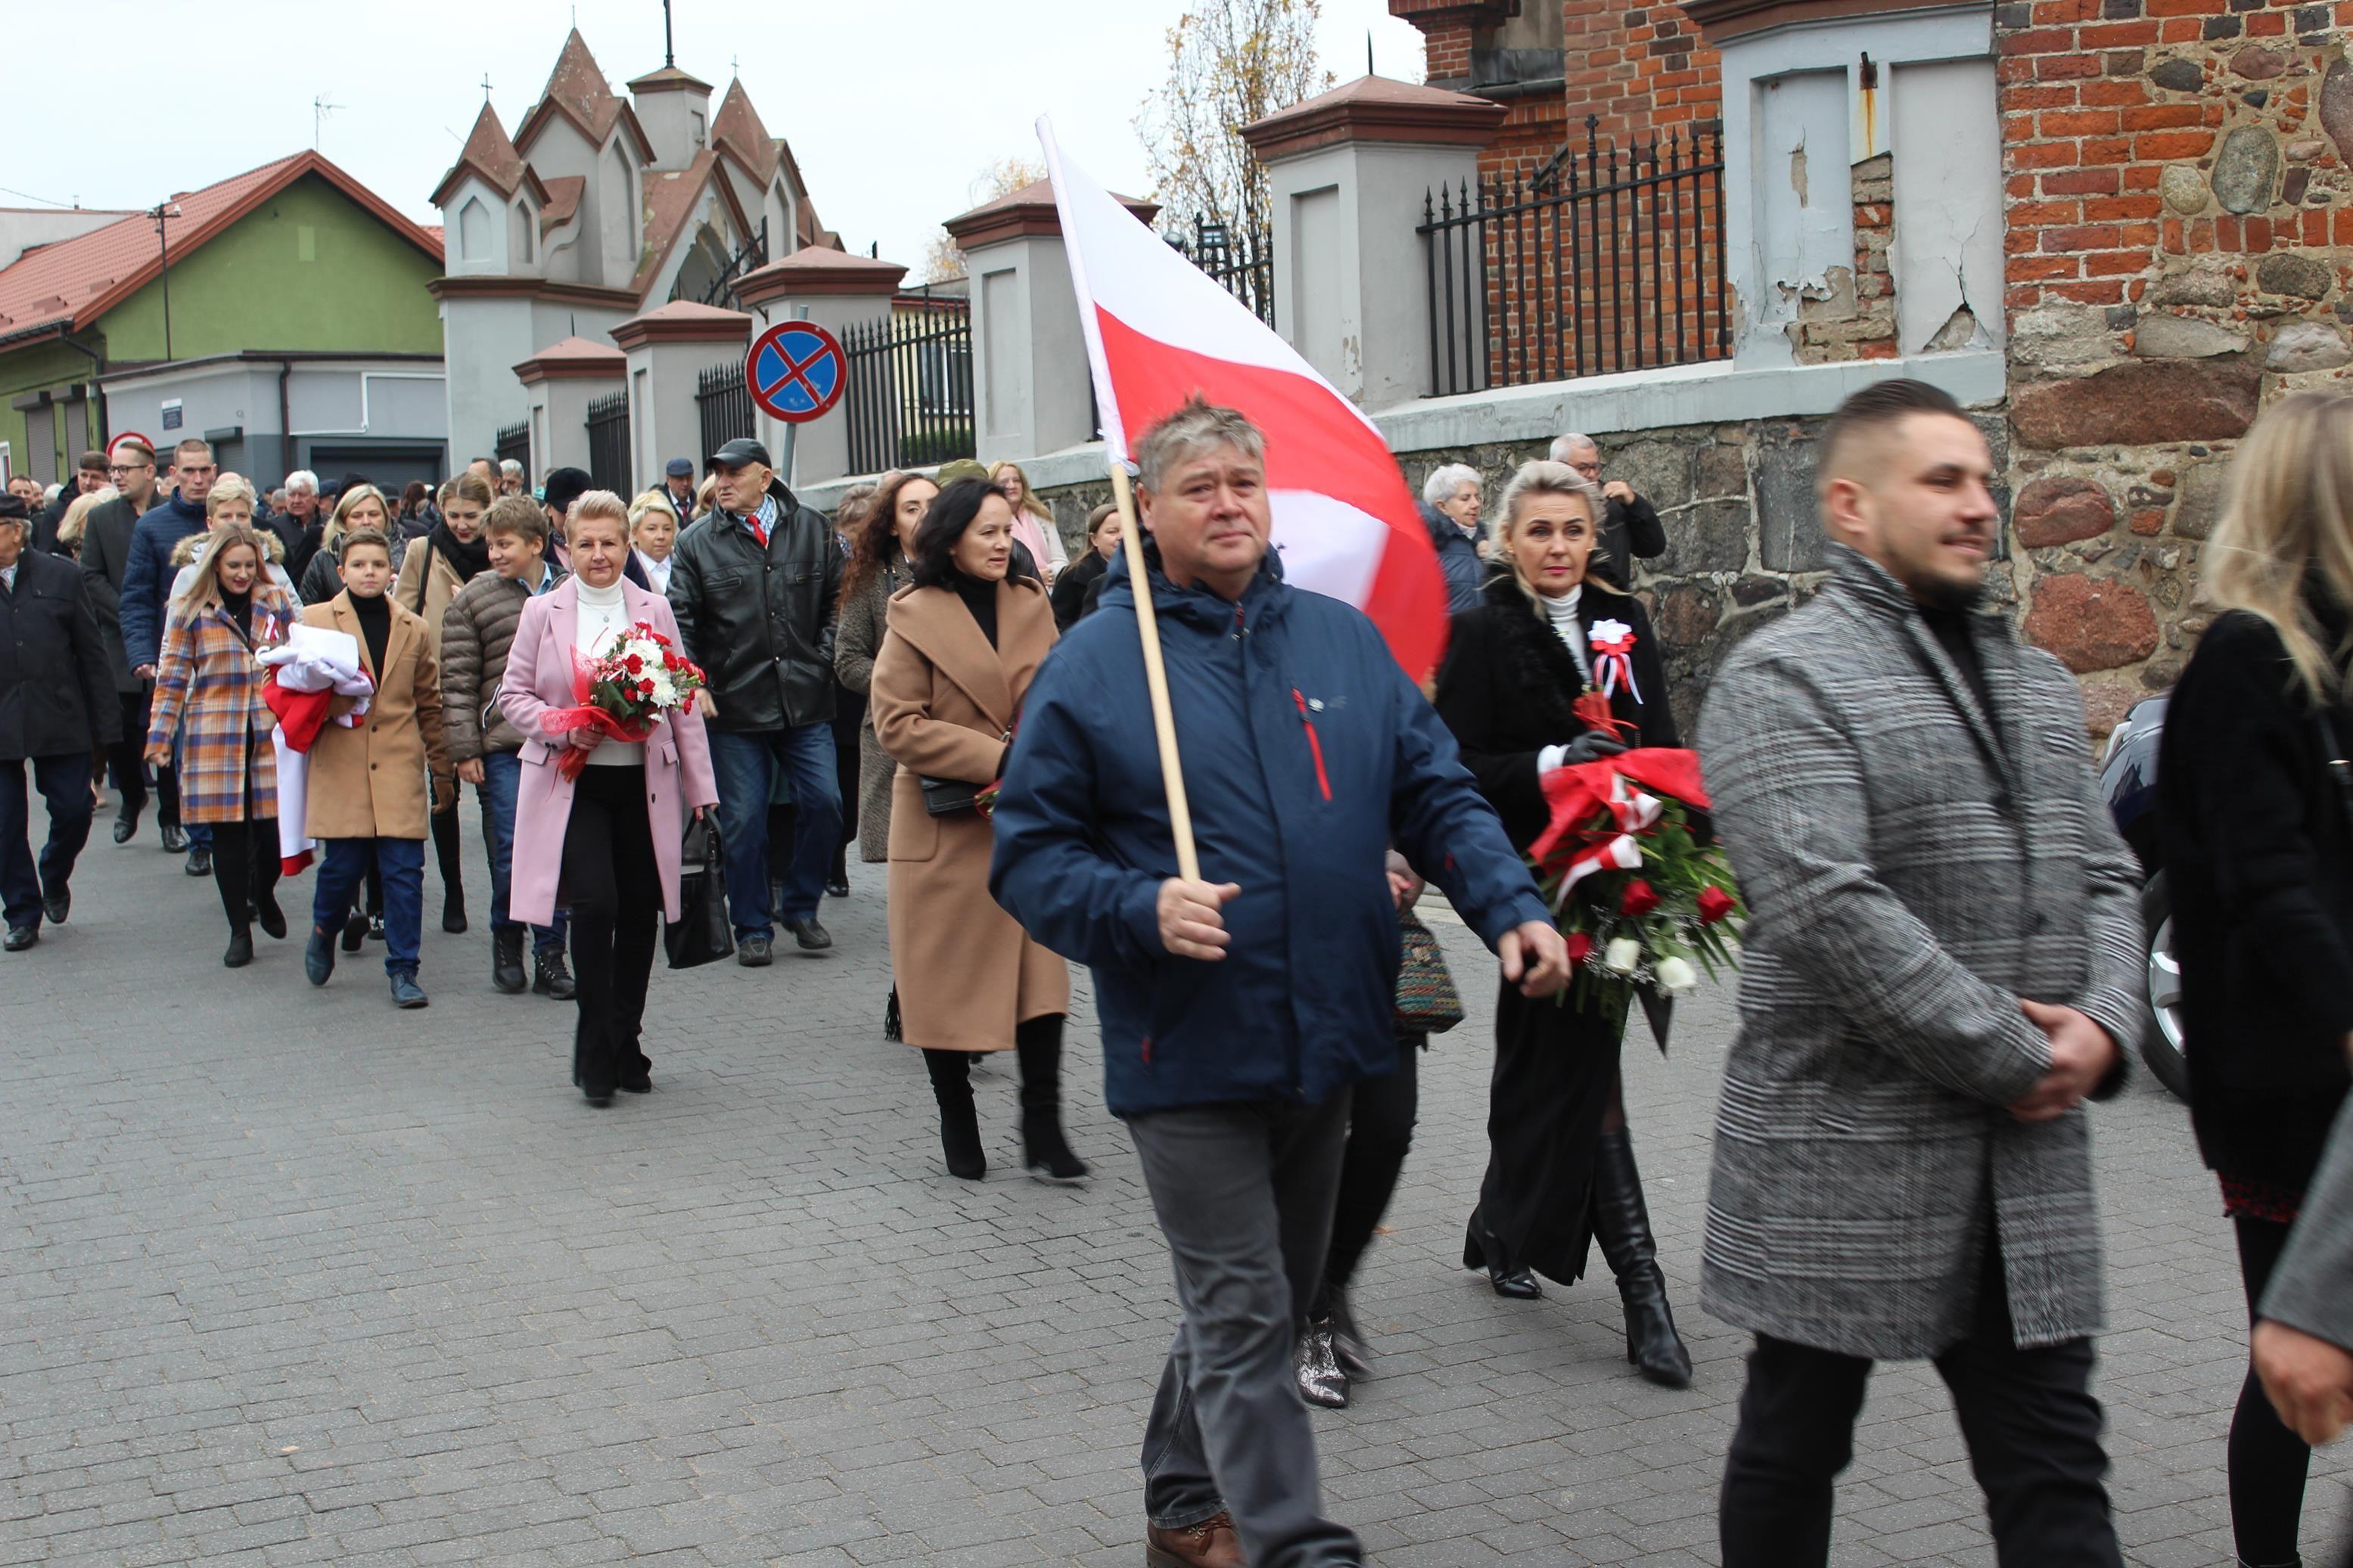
left=1694, top=548, right=2143, bottom=1358
left=147, top=587, right=295, bottom=825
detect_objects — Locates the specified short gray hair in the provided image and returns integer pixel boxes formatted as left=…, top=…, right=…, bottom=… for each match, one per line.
left=1547, top=432, right=1599, bottom=464
left=1422, top=463, right=1481, bottom=508
left=284, top=469, right=319, bottom=495
left=1134, top=397, right=1266, bottom=493
left=500, top=458, right=524, bottom=479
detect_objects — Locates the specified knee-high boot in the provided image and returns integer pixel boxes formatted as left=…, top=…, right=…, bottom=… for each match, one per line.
left=432, top=803, right=465, bottom=932
left=1014, top=1014, right=1086, bottom=1184
left=922, top=1048, right=985, bottom=1180
left=1591, top=1126, right=1692, bottom=1388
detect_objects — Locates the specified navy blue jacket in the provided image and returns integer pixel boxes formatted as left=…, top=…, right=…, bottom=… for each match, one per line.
left=990, top=544, right=1547, bottom=1118
left=1422, top=502, right=1486, bottom=616
left=120, top=494, right=208, bottom=670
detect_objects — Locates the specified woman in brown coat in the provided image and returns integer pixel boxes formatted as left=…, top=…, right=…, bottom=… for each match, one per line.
left=391, top=470, right=493, bottom=934
left=870, top=477, right=1080, bottom=1183
left=299, top=527, right=453, bottom=1009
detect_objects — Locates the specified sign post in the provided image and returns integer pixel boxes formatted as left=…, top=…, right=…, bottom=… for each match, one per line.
left=744, top=306, right=844, bottom=486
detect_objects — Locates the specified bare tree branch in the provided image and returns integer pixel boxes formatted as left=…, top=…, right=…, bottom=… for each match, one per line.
left=1136, top=0, right=1332, bottom=238
left=922, top=156, right=1050, bottom=284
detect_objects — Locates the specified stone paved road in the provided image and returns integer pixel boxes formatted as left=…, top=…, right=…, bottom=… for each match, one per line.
left=1, top=807, right=2346, bottom=1566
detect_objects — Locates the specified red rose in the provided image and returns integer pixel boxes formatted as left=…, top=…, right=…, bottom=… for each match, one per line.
left=1564, top=931, right=1594, bottom=964
left=1620, top=880, right=1660, bottom=918
left=639, top=679, right=656, bottom=697
left=1698, top=885, right=1737, bottom=925
left=625, top=654, right=644, bottom=674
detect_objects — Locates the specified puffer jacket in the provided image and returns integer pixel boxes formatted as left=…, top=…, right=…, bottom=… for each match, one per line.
left=120, top=494, right=209, bottom=670
left=666, top=477, right=842, bottom=732
left=1421, top=501, right=1486, bottom=615
left=440, top=565, right=569, bottom=761
left=989, top=540, right=1548, bottom=1118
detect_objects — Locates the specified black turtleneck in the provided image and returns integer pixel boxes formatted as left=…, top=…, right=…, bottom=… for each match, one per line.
left=221, top=586, right=253, bottom=641
left=1920, top=602, right=1993, bottom=725
left=953, top=573, right=999, bottom=649
left=348, top=589, right=391, bottom=674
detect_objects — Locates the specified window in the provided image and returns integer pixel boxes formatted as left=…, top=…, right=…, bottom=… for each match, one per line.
left=458, top=196, right=491, bottom=262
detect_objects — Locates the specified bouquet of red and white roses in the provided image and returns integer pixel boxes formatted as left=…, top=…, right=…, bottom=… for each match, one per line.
left=1527, top=744, right=1742, bottom=1034
left=542, top=621, right=707, bottom=781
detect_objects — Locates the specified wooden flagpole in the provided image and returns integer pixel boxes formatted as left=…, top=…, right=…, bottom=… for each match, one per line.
left=1108, top=460, right=1201, bottom=883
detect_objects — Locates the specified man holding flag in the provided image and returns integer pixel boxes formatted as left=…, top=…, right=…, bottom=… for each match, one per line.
left=991, top=402, right=1568, bottom=1565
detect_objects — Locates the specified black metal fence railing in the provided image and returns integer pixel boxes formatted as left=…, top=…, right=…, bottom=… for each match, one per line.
left=696, top=360, right=755, bottom=468
left=1419, top=117, right=1730, bottom=396
left=584, top=390, right=630, bottom=495
left=494, top=419, right=529, bottom=479
left=698, top=218, right=768, bottom=312
left=1165, top=213, right=1274, bottom=329
left=844, top=286, right=974, bottom=474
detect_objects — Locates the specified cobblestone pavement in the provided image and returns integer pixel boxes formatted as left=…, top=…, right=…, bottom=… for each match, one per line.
left=1, top=808, right=2346, bottom=1566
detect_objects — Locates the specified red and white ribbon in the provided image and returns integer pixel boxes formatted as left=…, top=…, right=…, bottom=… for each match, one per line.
left=1550, top=775, right=1662, bottom=910
left=1589, top=618, right=1641, bottom=703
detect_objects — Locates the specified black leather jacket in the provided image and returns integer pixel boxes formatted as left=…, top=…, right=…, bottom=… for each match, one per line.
left=666, top=477, right=842, bottom=731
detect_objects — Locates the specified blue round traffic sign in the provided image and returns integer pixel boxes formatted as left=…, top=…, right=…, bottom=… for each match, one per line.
left=745, top=321, right=846, bottom=424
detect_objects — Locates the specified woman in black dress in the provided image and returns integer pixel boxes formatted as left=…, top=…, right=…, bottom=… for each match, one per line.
left=1433, top=457, right=1691, bottom=1388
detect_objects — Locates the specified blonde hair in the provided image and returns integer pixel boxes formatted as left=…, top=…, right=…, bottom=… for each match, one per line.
left=1492, top=458, right=1619, bottom=612
left=205, top=474, right=256, bottom=517
left=58, top=485, right=117, bottom=551
left=626, top=489, right=679, bottom=532
left=324, top=483, right=390, bottom=551
left=694, top=473, right=719, bottom=518
left=988, top=460, right=1054, bottom=523
left=173, top=522, right=272, bottom=615
left=2206, top=390, right=2353, bottom=703
left=570, top=489, right=629, bottom=537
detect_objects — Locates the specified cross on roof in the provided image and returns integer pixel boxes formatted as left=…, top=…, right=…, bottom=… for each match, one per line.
left=480, top=73, right=492, bottom=101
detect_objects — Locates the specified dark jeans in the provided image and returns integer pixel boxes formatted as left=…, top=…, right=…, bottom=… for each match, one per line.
left=708, top=724, right=840, bottom=934
left=1720, top=1247, right=2121, bottom=1568
left=1316, top=1039, right=1419, bottom=1309
left=477, top=750, right=567, bottom=953
left=311, top=837, right=424, bottom=977
left=2231, top=1213, right=2314, bottom=1567
left=561, top=765, right=661, bottom=1096
left=0, top=753, right=95, bottom=930
left=206, top=815, right=281, bottom=934
left=1130, top=1092, right=1363, bottom=1568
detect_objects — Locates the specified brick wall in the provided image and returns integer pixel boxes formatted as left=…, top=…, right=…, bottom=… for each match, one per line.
left=1997, top=0, right=2352, bottom=728
left=1790, top=154, right=1901, bottom=363
left=1559, top=0, right=1723, bottom=142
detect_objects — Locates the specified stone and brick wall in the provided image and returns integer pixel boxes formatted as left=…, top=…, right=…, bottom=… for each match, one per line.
left=1996, top=0, right=2353, bottom=729
left=1790, top=154, right=1902, bottom=365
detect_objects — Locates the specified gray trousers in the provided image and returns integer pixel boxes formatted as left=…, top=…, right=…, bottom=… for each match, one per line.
left=1130, top=1091, right=1363, bottom=1568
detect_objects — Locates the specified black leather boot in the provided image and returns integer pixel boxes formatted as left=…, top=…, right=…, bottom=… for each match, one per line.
left=924, top=1049, right=986, bottom=1180
left=1591, top=1127, right=1692, bottom=1388
left=1015, top=1016, right=1086, bottom=1183
left=491, top=929, right=527, bottom=994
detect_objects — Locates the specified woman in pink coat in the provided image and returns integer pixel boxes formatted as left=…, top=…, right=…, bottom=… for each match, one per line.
left=500, top=492, right=719, bottom=1104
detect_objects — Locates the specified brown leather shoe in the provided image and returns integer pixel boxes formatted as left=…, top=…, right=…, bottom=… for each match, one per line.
left=1145, top=1511, right=1245, bottom=1567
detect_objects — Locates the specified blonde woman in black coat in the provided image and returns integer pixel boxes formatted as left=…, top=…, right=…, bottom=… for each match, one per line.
left=1432, top=458, right=1690, bottom=1387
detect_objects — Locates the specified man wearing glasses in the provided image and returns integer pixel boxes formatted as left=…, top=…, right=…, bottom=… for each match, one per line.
left=1549, top=432, right=1666, bottom=591
left=78, top=440, right=182, bottom=849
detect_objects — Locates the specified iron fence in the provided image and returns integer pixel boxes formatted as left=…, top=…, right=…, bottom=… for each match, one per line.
left=494, top=419, right=529, bottom=478
left=696, top=359, right=755, bottom=467
left=1165, top=213, right=1274, bottom=329
left=1419, top=117, right=1729, bottom=396
left=698, top=218, right=768, bottom=312
left=584, top=390, right=630, bottom=495
left=843, top=286, right=974, bottom=474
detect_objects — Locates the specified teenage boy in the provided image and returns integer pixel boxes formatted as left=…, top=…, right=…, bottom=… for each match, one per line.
left=440, top=496, right=574, bottom=998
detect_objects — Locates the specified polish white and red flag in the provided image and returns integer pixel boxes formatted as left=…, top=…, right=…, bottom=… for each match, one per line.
left=1038, top=120, right=1450, bottom=681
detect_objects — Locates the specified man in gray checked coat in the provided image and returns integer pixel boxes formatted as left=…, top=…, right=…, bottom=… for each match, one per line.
left=1696, top=380, right=2144, bottom=1567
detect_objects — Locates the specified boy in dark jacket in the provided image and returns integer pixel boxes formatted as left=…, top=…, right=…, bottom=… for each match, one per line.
left=440, top=497, right=572, bottom=998
left=990, top=400, right=1565, bottom=1568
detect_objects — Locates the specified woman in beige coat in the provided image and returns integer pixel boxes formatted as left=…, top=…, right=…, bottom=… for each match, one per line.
left=870, top=477, right=1080, bottom=1183
left=390, top=470, right=494, bottom=934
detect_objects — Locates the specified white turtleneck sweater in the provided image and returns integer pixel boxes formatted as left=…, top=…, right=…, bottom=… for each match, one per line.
left=573, top=576, right=645, bottom=768
left=1535, top=585, right=1594, bottom=777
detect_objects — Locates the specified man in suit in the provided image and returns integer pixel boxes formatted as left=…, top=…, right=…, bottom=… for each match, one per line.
left=1550, top=432, right=1664, bottom=590
left=1696, top=380, right=2143, bottom=1566
left=0, top=495, right=121, bottom=950
left=77, top=439, right=179, bottom=849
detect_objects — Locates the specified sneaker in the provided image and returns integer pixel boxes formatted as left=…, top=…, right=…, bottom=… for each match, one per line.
left=390, top=973, right=430, bottom=1009
left=784, top=917, right=831, bottom=951
left=533, top=949, right=576, bottom=999
left=737, top=933, right=773, bottom=967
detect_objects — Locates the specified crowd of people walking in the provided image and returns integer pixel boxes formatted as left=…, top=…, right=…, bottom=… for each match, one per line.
left=5, top=380, right=2351, bottom=1568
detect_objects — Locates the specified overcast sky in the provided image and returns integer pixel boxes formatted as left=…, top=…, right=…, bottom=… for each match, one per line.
left=10, top=1, right=1424, bottom=270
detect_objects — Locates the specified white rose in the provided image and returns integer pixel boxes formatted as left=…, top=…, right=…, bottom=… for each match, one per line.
left=1604, top=936, right=1642, bottom=975
left=1654, top=955, right=1699, bottom=995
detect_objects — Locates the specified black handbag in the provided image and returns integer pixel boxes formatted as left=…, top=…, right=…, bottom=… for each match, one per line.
left=665, top=815, right=733, bottom=969
left=920, top=775, right=983, bottom=816
left=2320, top=706, right=2353, bottom=839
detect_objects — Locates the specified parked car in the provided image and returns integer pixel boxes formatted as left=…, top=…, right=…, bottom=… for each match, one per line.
left=2097, top=692, right=2184, bottom=1097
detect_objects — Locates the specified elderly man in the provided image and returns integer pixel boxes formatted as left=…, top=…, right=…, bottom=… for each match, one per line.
left=34, top=451, right=108, bottom=556
left=497, top=458, right=525, bottom=498
left=667, top=437, right=844, bottom=962
left=1549, top=433, right=1665, bottom=590
left=1697, top=380, right=2141, bottom=1566
left=79, top=439, right=178, bottom=850
left=0, top=495, right=121, bottom=951
left=279, top=469, right=325, bottom=583
left=993, top=399, right=1568, bottom=1568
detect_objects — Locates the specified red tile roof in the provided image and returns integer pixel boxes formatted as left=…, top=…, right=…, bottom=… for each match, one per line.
left=0, top=151, right=443, bottom=351
left=710, top=80, right=778, bottom=186
left=514, top=29, right=654, bottom=163
left=632, top=149, right=751, bottom=298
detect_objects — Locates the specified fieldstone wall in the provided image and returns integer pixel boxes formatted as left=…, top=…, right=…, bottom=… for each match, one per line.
left=1995, top=2, right=2353, bottom=731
